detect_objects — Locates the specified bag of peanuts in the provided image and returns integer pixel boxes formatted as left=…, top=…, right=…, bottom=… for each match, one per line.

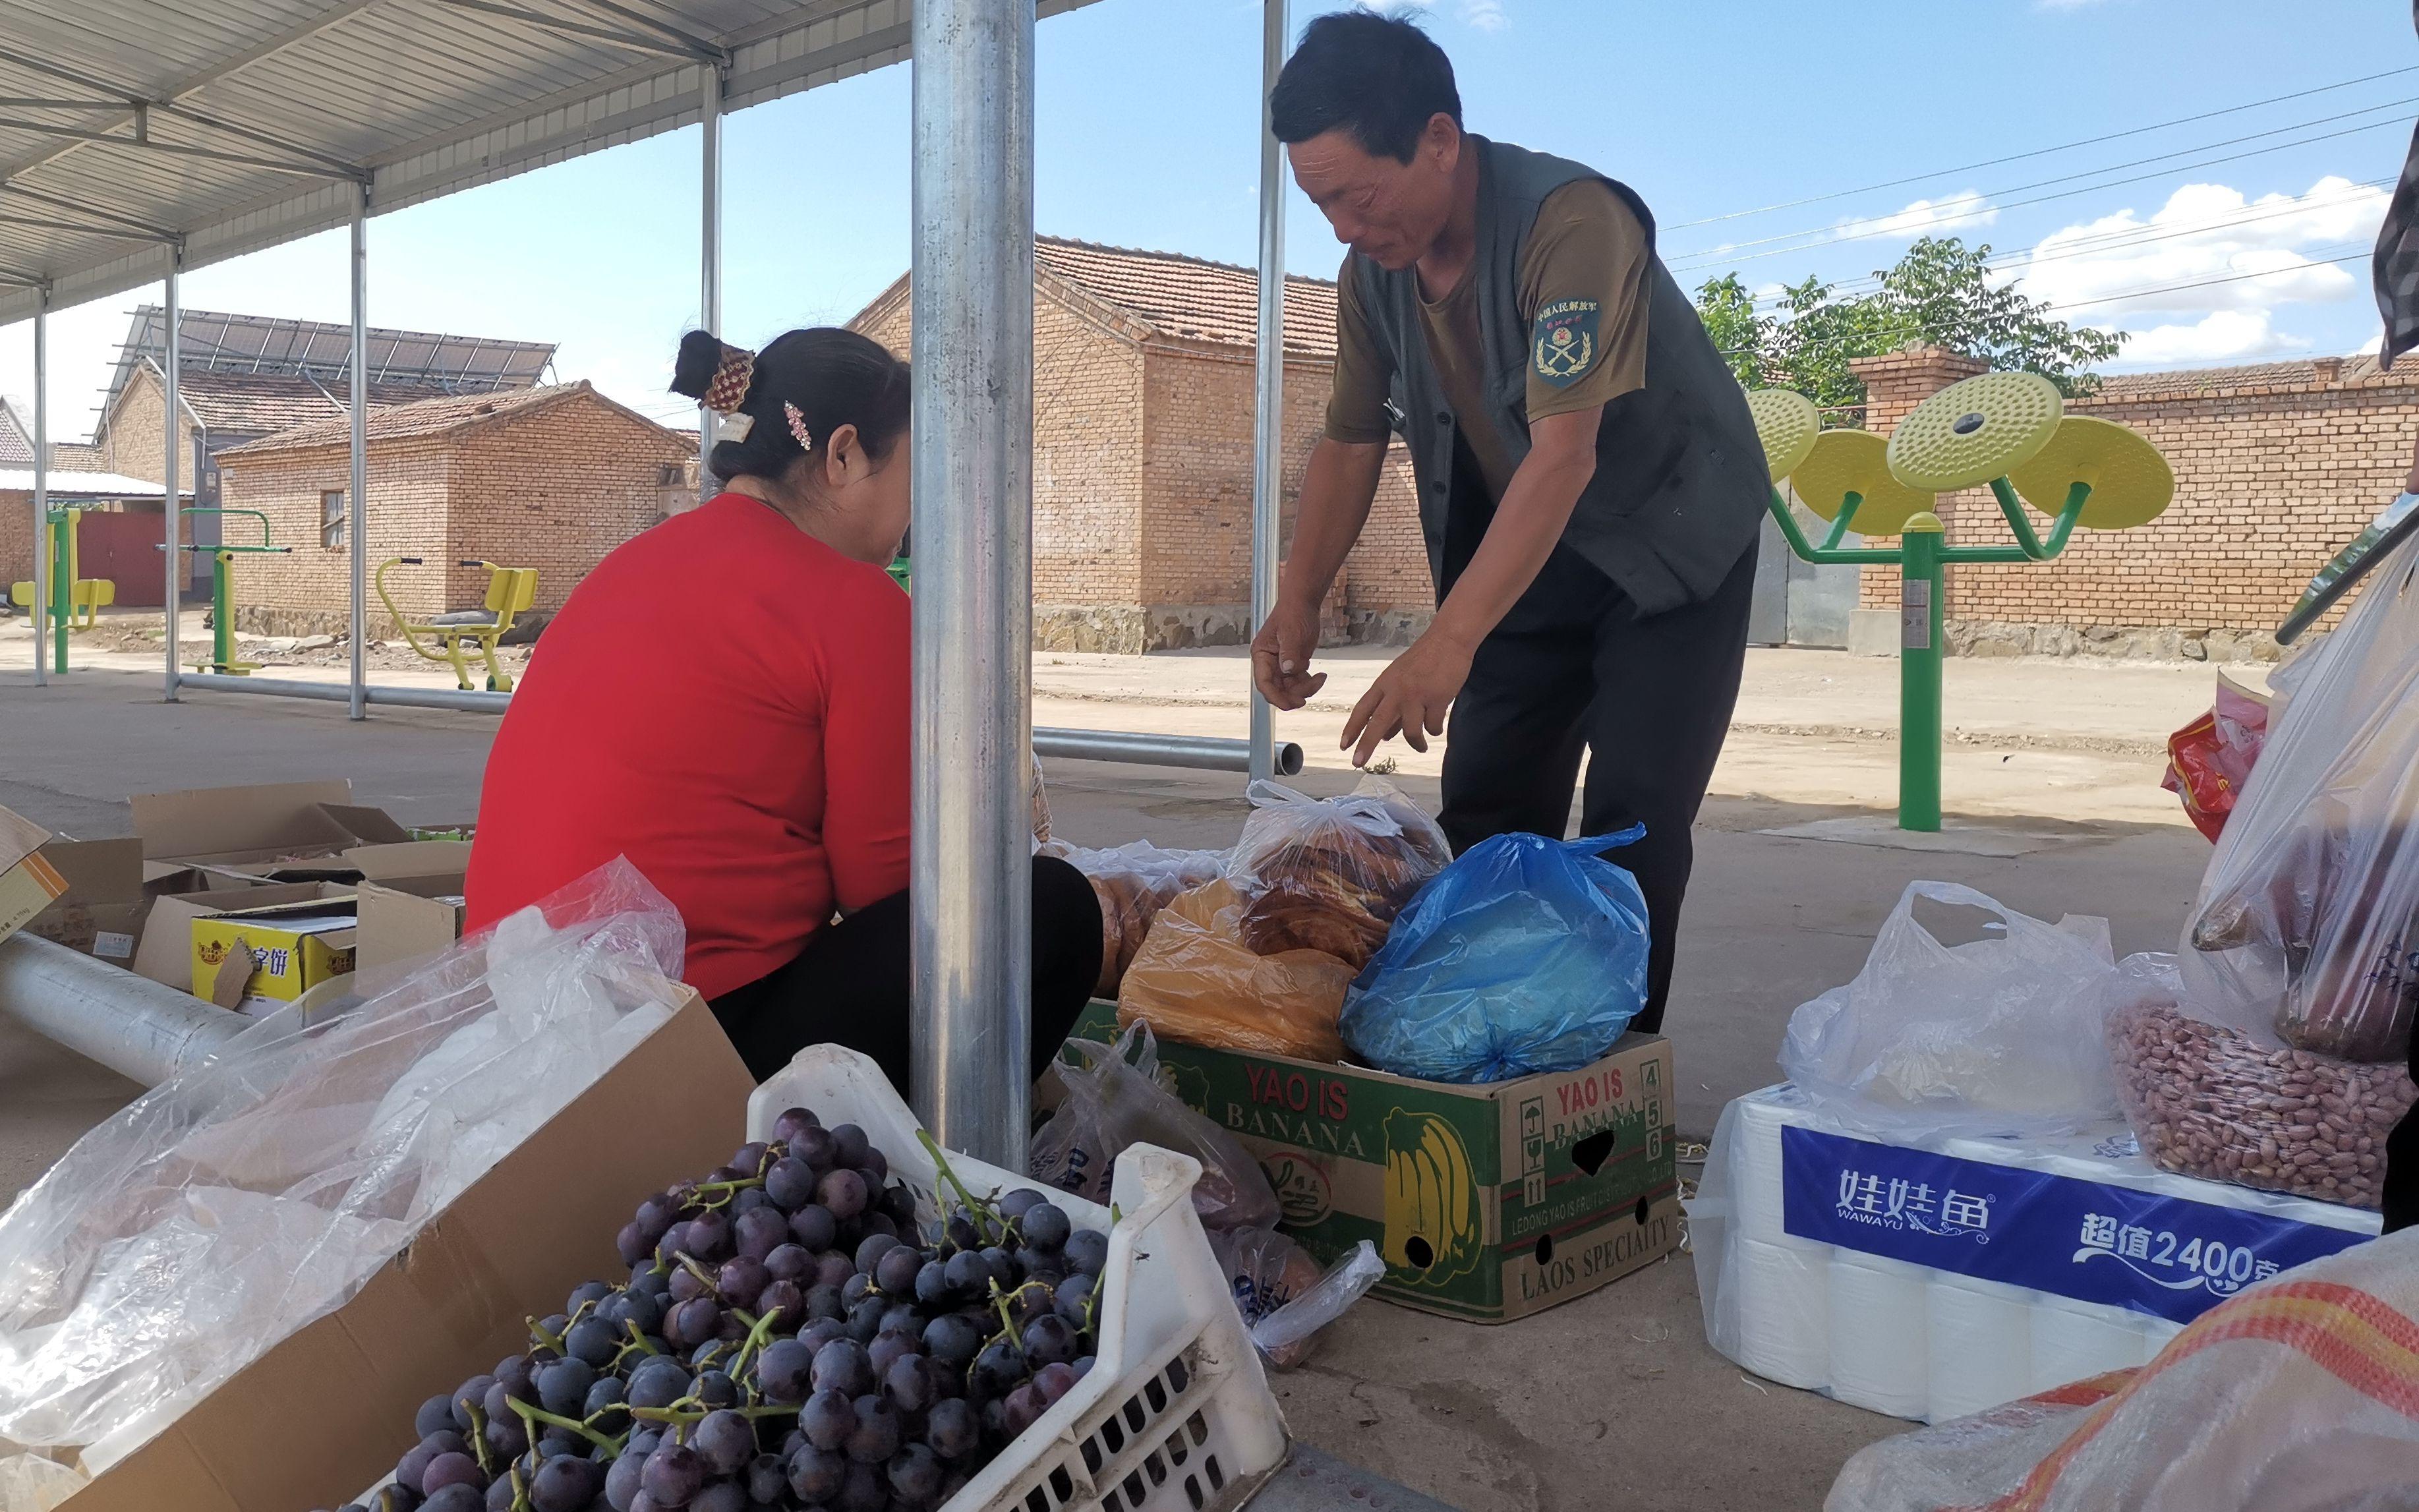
left=1037, top=838, right=1229, bottom=998
left=2105, top=955, right=2416, bottom=1211
left=2178, top=533, right=2419, bottom=1064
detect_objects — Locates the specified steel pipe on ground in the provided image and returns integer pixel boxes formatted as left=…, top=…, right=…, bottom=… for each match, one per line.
left=1035, top=728, right=1301, bottom=774
left=0, top=933, right=246, bottom=1086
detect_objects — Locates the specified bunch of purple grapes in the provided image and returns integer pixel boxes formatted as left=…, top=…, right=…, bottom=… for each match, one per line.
left=310, top=1107, right=1111, bottom=1512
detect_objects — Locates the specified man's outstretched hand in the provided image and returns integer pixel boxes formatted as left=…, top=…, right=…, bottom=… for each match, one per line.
left=1341, top=630, right=1472, bottom=768
left=1251, top=598, right=1329, bottom=710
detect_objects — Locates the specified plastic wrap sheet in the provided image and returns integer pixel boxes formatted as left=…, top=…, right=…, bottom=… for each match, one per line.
left=1824, top=1225, right=2419, bottom=1512
left=0, top=859, right=685, bottom=1498
left=1225, top=778, right=1449, bottom=971
left=1031, top=1024, right=1280, bottom=1233
left=2181, top=533, right=2419, bottom=1063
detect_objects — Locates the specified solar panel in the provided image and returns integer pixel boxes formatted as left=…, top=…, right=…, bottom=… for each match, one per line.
left=101, top=306, right=556, bottom=417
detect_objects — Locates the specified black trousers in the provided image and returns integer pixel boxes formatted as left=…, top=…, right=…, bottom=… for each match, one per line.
left=1437, top=538, right=1757, bottom=1034
left=2386, top=1028, right=2419, bottom=1233
left=709, top=855, right=1104, bottom=1088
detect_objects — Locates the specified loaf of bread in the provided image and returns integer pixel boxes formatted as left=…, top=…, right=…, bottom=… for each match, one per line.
left=1229, top=780, right=1451, bottom=970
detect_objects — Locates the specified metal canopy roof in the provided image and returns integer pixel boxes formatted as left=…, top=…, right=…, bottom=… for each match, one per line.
left=0, top=0, right=1099, bottom=325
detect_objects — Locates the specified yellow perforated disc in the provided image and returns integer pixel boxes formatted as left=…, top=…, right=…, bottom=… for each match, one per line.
left=1745, top=388, right=1819, bottom=482
left=2006, top=415, right=2174, bottom=529
left=1885, top=371, right=2063, bottom=490
left=1789, top=428, right=1937, bottom=537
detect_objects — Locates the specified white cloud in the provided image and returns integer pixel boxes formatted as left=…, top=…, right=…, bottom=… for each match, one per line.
left=2014, top=175, right=2386, bottom=319
left=1396, top=0, right=1510, bottom=32
left=2117, top=310, right=2310, bottom=366
left=1833, top=190, right=1997, bottom=245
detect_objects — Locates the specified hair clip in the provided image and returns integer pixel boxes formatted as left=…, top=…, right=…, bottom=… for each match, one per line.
left=701, top=342, right=755, bottom=414
left=783, top=401, right=815, bottom=452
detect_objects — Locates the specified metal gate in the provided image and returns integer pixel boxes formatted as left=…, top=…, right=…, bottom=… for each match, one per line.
left=1749, top=498, right=1861, bottom=648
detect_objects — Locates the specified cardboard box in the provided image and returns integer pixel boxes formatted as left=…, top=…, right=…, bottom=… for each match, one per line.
left=192, top=898, right=359, bottom=1011
left=134, top=881, right=355, bottom=993
left=22, top=838, right=148, bottom=962
left=1070, top=1001, right=1679, bottom=1323
left=356, top=875, right=470, bottom=972
left=0, top=804, right=71, bottom=945
left=125, top=780, right=469, bottom=885
left=61, top=985, right=753, bottom=1512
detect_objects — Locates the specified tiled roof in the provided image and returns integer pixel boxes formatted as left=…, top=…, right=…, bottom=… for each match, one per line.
left=0, top=399, right=30, bottom=466
left=219, top=380, right=656, bottom=456
left=138, top=369, right=466, bottom=436
left=1034, top=237, right=1340, bottom=357
left=48, top=442, right=105, bottom=471
left=2085, top=354, right=2401, bottom=399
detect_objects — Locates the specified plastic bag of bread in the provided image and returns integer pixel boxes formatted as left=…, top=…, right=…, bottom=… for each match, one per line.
left=1030, top=1023, right=1281, bottom=1232
left=1117, top=879, right=1355, bottom=1061
left=1207, top=1227, right=1385, bottom=1369
left=1039, top=838, right=1229, bottom=997
left=1225, top=777, right=1453, bottom=970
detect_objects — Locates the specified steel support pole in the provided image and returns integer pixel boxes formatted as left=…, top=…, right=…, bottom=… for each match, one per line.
left=348, top=183, right=369, bottom=719
left=908, top=0, right=1034, bottom=1168
left=1246, top=0, right=1289, bottom=784
left=698, top=61, right=722, bottom=504
left=162, top=247, right=182, bottom=700
left=1898, top=512, right=1944, bottom=833
left=29, top=285, right=46, bottom=685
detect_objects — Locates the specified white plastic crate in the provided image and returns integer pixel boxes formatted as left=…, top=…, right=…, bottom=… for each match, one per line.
left=1693, top=1083, right=2381, bottom=1423
left=749, top=1046, right=1289, bottom=1512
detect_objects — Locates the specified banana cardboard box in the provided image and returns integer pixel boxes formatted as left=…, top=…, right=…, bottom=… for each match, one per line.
left=1066, top=1001, right=1679, bottom=1323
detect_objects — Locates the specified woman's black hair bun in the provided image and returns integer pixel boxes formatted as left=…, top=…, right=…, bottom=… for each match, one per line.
left=670, top=329, right=726, bottom=400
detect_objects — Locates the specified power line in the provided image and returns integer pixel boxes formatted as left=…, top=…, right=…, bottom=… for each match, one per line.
left=1665, top=64, right=2419, bottom=232
left=1669, top=97, right=2418, bottom=271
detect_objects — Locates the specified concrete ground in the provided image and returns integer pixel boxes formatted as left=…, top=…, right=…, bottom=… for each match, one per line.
left=0, top=646, right=2227, bottom=1511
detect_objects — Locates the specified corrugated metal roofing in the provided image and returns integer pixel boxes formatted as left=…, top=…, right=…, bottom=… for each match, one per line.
left=0, top=467, right=187, bottom=495
left=0, top=0, right=1103, bottom=324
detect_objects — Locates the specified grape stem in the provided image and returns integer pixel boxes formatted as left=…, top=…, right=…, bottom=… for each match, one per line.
left=525, top=1314, right=567, bottom=1354
left=622, top=1320, right=662, bottom=1356
left=460, top=1398, right=500, bottom=1478
left=504, top=1394, right=623, bottom=1453
left=729, top=1306, right=778, bottom=1374
left=918, top=1129, right=1003, bottom=1246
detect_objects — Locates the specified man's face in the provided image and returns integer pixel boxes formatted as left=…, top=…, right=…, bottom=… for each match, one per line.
left=1287, top=118, right=1461, bottom=271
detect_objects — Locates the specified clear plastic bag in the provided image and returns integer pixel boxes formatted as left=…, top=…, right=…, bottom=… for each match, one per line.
left=1339, top=829, right=1652, bottom=1084
left=0, top=859, right=686, bottom=1494
left=1225, top=777, right=1451, bottom=970
left=1039, top=838, right=1230, bottom=998
left=2161, top=672, right=2270, bottom=842
left=1824, top=1224, right=2419, bottom=1512
left=1030, top=1024, right=1281, bottom=1233
left=1116, top=879, right=1353, bottom=1062
left=1778, top=881, right=2122, bottom=1138
left=2181, top=533, right=2419, bottom=1062
left=1205, top=1228, right=1385, bottom=1370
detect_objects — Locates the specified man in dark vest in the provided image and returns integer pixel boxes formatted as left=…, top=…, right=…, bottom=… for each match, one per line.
left=1252, top=10, right=1768, bottom=1031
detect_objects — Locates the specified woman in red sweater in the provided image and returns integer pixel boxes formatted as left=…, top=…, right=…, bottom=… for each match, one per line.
left=465, top=327, right=1101, bottom=1086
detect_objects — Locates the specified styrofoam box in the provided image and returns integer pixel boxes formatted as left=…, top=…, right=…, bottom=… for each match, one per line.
left=1692, top=1084, right=2382, bottom=1424
left=751, top=1047, right=1289, bottom=1512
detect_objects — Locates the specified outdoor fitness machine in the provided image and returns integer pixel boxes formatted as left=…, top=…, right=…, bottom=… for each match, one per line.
left=171, top=508, right=293, bottom=675
left=374, top=556, right=539, bottom=692
left=1749, top=372, right=2176, bottom=831
left=9, top=503, right=116, bottom=674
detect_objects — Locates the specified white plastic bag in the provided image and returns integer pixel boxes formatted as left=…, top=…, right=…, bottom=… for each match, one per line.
left=1779, top=881, right=2120, bottom=1138
left=2181, top=533, right=2419, bottom=1062
left=1030, top=1024, right=1280, bottom=1233
left=1824, top=1224, right=2419, bottom=1512
left=0, top=859, right=685, bottom=1499
left=1206, top=1228, right=1385, bottom=1369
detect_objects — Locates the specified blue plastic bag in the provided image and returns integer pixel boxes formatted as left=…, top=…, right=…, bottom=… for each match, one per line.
left=1339, top=827, right=1651, bottom=1084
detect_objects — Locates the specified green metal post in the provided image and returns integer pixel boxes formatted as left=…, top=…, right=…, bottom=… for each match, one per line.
left=212, top=552, right=234, bottom=672
left=47, top=509, right=69, bottom=675
left=1898, top=511, right=1946, bottom=832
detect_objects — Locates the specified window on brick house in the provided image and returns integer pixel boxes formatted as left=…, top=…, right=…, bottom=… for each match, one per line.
left=320, top=489, right=346, bottom=549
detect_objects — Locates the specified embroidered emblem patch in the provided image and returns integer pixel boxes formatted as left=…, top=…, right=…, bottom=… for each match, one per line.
left=1532, top=298, right=1600, bottom=387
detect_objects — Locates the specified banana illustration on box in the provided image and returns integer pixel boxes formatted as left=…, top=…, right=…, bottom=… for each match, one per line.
left=1380, top=1108, right=1483, bottom=1285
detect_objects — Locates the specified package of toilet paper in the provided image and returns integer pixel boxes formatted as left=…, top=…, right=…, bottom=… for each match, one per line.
left=1691, top=1084, right=2382, bottom=1422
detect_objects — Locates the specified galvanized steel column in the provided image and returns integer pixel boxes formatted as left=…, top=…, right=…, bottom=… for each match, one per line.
left=908, top=0, right=1035, bottom=1167
left=1248, top=0, right=1289, bottom=783
left=162, top=248, right=182, bottom=701
left=29, top=286, right=45, bottom=687
left=349, top=183, right=369, bottom=720
left=699, top=61, right=723, bottom=503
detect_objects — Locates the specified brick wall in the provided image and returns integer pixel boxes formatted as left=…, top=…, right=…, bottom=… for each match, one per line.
left=450, top=401, right=692, bottom=619
left=98, top=368, right=195, bottom=485
left=1343, top=444, right=1432, bottom=639
left=1, top=490, right=30, bottom=593
left=1843, top=346, right=2419, bottom=658
left=224, top=442, right=453, bottom=637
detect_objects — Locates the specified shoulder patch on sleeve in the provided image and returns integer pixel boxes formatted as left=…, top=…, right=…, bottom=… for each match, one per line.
left=1532, top=298, right=1601, bottom=388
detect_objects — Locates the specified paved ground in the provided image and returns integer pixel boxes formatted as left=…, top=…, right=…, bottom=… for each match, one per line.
left=0, top=648, right=2225, bottom=1511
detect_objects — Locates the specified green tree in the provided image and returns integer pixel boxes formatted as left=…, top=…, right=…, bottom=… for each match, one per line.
left=1697, top=235, right=2126, bottom=418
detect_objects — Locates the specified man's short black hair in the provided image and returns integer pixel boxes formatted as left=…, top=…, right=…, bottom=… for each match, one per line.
left=1269, top=9, right=1461, bottom=164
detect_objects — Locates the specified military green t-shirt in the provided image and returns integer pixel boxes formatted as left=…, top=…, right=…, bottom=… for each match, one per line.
left=1326, top=179, right=1650, bottom=503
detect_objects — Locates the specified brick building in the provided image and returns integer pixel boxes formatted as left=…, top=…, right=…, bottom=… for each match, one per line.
left=1841, top=345, right=2419, bottom=660
left=216, top=382, right=694, bottom=637
left=851, top=237, right=1432, bottom=651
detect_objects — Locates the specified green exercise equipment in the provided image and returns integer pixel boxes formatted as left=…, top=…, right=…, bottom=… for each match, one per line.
left=9, top=503, right=117, bottom=674
left=1751, top=374, right=2176, bottom=831
left=170, top=508, right=293, bottom=675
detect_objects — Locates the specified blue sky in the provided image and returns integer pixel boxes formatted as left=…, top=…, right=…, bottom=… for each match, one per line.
left=5, top=0, right=2416, bottom=438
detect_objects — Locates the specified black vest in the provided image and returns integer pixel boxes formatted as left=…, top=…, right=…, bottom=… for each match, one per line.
left=1351, top=136, right=1769, bottom=616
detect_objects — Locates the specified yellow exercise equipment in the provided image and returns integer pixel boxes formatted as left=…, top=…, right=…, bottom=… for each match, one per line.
left=1790, top=429, right=1938, bottom=537
left=10, top=503, right=117, bottom=674
left=374, top=556, right=538, bottom=692
left=1883, top=370, right=2064, bottom=492
left=2006, top=415, right=2176, bottom=530
left=1746, top=388, right=1821, bottom=482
